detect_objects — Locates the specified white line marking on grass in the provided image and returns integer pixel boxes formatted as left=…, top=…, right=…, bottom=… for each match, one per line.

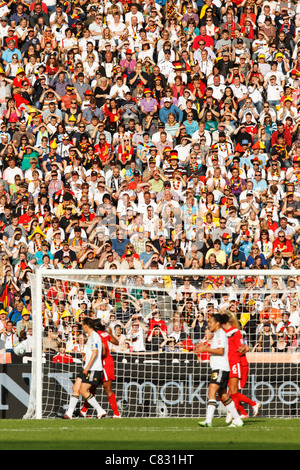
left=0, top=425, right=280, bottom=435
left=0, top=426, right=205, bottom=434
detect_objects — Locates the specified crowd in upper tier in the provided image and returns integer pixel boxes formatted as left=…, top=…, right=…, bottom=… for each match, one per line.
left=0, top=0, right=300, bottom=353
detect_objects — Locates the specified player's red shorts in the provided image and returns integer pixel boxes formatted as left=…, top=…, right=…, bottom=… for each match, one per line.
left=102, top=355, right=115, bottom=382
left=229, top=361, right=241, bottom=380
left=239, top=364, right=249, bottom=389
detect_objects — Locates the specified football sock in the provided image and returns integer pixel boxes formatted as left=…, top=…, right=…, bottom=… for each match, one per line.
left=81, top=388, right=95, bottom=413
left=206, top=400, right=217, bottom=424
left=238, top=403, right=248, bottom=416
left=230, top=392, right=240, bottom=411
left=238, top=392, right=256, bottom=407
left=108, top=393, right=120, bottom=416
left=66, top=394, right=79, bottom=416
left=81, top=402, right=88, bottom=414
left=224, top=397, right=243, bottom=424
left=87, top=395, right=105, bottom=415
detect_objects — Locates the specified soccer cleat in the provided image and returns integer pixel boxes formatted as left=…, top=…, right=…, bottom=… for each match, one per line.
left=79, top=410, right=87, bottom=418
left=228, top=420, right=244, bottom=428
left=198, top=421, right=212, bottom=427
left=97, top=411, right=106, bottom=419
left=225, top=411, right=232, bottom=424
left=112, top=414, right=122, bottom=419
left=252, top=403, right=261, bottom=417
left=63, top=413, right=72, bottom=420
left=240, top=413, right=249, bottom=419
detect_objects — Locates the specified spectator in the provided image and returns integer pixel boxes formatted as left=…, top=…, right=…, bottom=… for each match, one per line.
left=0, top=0, right=299, bottom=359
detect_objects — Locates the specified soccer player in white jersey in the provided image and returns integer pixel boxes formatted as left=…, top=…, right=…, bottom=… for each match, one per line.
left=64, top=317, right=106, bottom=419
left=197, top=313, right=244, bottom=428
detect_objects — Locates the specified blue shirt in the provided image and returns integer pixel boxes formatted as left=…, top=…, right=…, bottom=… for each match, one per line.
left=82, top=106, right=103, bottom=123
left=35, top=249, right=54, bottom=266
left=7, top=308, right=25, bottom=325
left=139, top=250, right=153, bottom=266
left=183, top=119, right=199, bottom=136
left=42, top=153, right=63, bottom=172
left=245, top=153, right=267, bottom=169
left=221, top=241, right=232, bottom=256
left=159, top=104, right=183, bottom=124
left=232, top=251, right=246, bottom=264
left=239, top=241, right=252, bottom=259
left=111, top=237, right=130, bottom=257
left=247, top=253, right=266, bottom=267
left=2, top=47, right=22, bottom=63
left=10, top=12, right=29, bottom=26
left=252, top=178, right=268, bottom=192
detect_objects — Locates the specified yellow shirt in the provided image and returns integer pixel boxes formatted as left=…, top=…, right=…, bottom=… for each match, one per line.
left=205, top=248, right=227, bottom=266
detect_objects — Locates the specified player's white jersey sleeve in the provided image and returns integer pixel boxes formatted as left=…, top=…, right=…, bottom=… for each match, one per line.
left=209, top=328, right=230, bottom=372
left=84, top=331, right=103, bottom=371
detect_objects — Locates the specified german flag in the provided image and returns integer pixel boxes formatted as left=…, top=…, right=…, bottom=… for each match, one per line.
left=0, top=283, right=8, bottom=310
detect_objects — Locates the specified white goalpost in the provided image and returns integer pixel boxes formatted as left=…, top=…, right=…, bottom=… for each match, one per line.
left=24, top=268, right=300, bottom=420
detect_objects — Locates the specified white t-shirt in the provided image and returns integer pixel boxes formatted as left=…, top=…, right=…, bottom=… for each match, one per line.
left=266, top=84, right=284, bottom=101
left=79, top=37, right=96, bottom=52
left=127, top=326, right=145, bottom=352
left=230, top=83, right=248, bottom=99
left=211, top=84, right=226, bottom=101
left=3, top=167, right=24, bottom=185
left=110, top=83, right=130, bottom=100
left=108, top=21, right=126, bottom=35
left=88, top=21, right=103, bottom=35
left=209, top=327, right=230, bottom=372
left=125, top=11, right=144, bottom=24
left=84, top=330, right=103, bottom=371
left=265, top=70, right=285, bottom=86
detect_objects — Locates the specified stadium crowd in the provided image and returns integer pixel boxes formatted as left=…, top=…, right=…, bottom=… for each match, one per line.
left=1, top=0, right=300, bottom=356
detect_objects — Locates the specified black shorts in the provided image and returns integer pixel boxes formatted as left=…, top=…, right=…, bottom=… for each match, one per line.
left=80, top=370, right=103, bottom=387
left=209, top=369, right=230, bottom=389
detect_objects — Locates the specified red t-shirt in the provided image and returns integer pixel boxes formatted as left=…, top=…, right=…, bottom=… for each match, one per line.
left=13, top=93, right=30, bottom=108
left=98, top=330, right=112, bottom=360
left=273, top=237, right=293, bottom=254
left=224, top=325, right=244, bottom=366
left=52, top=353, right=73, bottom=364
left=118, top=144, right=134, bottom=165
left=267, top=220, right=279, bottom=233
left=61, top=93, right=77, bottom=110
left=12, top=76, right=30, bottom=89
left=94, top=143, right=111, bottom=164
left=148, top=318, right=168, bottom=336
left=245, top=123, right=258, bottom=136
left=192, top=34, right=214, bottom=50
left=18, top=213, right=33, bottom=230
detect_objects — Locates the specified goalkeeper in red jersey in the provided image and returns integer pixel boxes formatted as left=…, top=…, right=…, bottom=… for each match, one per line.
left=221, top=311, right=261, bottom=422
left=80, top=319, right=121, bottom=418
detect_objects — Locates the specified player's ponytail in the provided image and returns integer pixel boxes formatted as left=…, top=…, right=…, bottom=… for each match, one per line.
left=211, top=313, right=229, bottom=325
left=220, top=309, right=240, bottom=329
left=93, top=319, right=106, bottom=331
left=82, top=317, right=95, bottom=329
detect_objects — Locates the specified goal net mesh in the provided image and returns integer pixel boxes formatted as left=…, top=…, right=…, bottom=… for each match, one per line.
left=25, top=270, right=300, bottom=419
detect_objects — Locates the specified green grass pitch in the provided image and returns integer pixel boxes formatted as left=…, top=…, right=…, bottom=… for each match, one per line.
left=1, top=418, right=300, bottom=450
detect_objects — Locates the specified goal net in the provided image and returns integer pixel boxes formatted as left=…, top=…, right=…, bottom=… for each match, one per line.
left=24, top=269, right=300, bottom=419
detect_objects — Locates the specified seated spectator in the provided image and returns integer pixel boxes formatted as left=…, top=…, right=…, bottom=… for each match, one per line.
left=0, top=0, right=299, bottom=364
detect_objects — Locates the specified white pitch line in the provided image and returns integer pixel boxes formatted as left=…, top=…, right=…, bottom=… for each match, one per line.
left=0, top=426, right=198, bottom=432
left=0, top=425, right=282, bottom=434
